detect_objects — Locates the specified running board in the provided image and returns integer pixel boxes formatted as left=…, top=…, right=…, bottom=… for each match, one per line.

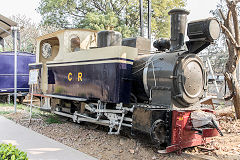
left=45, top=94, right=87, bottom=102
left=54, top=111, right=132, bottom=132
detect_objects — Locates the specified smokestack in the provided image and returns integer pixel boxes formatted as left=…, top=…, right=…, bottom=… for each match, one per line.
left=168, top=9, right=189, bottom=51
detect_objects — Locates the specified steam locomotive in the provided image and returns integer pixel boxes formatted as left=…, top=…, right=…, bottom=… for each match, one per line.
left=29, top=9, right=221, bottom=153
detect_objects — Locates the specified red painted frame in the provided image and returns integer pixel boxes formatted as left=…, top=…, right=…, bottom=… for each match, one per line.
left=166, top=110, right=219, bottom=153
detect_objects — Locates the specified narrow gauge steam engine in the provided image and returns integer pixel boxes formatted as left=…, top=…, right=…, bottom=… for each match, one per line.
left=29, top=9, right=221, bottom=152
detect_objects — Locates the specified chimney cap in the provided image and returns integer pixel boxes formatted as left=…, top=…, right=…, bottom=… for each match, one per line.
left=168, top=8, right=190, bottom=15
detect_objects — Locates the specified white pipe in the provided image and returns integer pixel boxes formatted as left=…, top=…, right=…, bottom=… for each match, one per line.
left=11, top=27, right=19, bottom=113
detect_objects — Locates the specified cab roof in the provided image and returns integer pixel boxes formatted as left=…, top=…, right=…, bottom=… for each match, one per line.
left=36, top=28, right=97, bottom=41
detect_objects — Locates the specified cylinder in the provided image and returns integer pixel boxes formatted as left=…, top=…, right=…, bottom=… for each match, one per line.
left=97, top=30, right=122, bottom=48
left=168, top=9, right=189, bottom=51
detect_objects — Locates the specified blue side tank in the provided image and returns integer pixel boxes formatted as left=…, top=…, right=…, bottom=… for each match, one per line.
left=0, top=51, right=36, bottom=93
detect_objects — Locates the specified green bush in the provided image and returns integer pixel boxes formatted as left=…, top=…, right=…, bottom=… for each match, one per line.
left=0, top=143, right=28, bottom=160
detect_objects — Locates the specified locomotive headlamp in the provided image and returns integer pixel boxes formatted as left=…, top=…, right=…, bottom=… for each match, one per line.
left=187, top=18, right=220, bottom=42
left=186, top=18, right=220, bottom=54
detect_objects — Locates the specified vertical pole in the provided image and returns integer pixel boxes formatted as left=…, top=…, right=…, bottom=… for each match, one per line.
left=148, top=0, right=151, bottom=40
left=12, top=27, right=19, bottom=113
left=139, top=0, right=144, bottom=37
left=8, top=94, right=10, bottom=104
left=207, top=57, right=219, bottom=93
left=30, top=85, right=33, bottom=121
left=0, top=38, right=4, bottom=51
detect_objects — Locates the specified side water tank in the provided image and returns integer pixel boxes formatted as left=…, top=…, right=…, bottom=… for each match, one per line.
left=97, top=30, right=122, bottom=48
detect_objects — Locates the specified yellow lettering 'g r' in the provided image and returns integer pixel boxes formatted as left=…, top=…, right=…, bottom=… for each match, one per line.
left=78, top=72, right=82, bottom=81
left=68, top=72, right=72, bottom=81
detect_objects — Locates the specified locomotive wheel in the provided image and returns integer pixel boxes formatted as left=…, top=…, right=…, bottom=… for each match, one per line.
left=86, top=122, right=99, bottom=130
left=0, top=95, right=8, bottom=103
left=18, top=96, right=24, bottom=104
left=150, top=120, right=167, bottom=145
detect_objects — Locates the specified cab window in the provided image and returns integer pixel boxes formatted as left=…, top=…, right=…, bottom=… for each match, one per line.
left=70, top=36, right=80, bottom=52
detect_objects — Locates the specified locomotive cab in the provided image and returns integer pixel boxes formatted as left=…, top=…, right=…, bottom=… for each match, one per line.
left=29, top=29, right=98, bottom=93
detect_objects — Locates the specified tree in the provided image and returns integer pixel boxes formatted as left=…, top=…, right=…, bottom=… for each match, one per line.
left=77, top=12, right=134, bottom=37
left=37, top=0, right=186, bottom=38
left=2, top=15, right=38, bottom=52
left=215, top=0, right=240, bottom=118
left=200, top=33, right=229, bottom=74
left=3, top=15, right=60, bottom=53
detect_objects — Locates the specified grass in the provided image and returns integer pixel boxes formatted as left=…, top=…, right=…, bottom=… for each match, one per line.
left=0, top=103, right=42, bottom=117
left=44, top=114, right=63, bottom=124
left=0, top=103, right=15, bottom=115
left=0, top=103, right=12, bottom=107
left=0, top=103, right=64, bottom=124
left=17, top=104, right=27, bottom=110
left=0, top=111, right=12, bottom=115
left=0, top=103, right=27, bottom=110
left=7, top=117, right=13, bottom=120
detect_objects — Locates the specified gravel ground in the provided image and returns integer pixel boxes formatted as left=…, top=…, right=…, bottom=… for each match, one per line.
left=1, top=105, right=240, bottom=160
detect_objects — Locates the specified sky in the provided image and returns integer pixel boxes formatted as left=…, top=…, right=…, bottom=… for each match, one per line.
left=186, top=0, right=219, bottom=21
left=0, top=0, right=219, bottom=24
left=0, top=0, right=42, bottom=24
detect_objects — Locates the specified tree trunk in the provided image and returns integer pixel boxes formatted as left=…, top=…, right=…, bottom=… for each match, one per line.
left=225, top=71, right=240, bottom=118
left=219, top=0, right=240, bottom=119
